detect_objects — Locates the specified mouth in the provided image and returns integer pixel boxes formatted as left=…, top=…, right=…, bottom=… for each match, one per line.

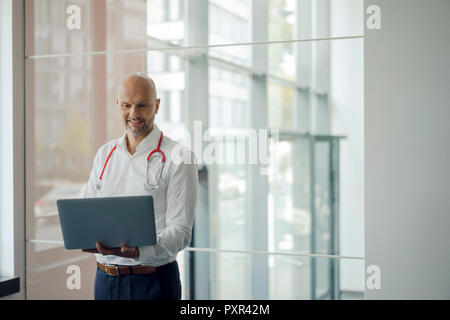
left=127, top=120, right=144, bottom=127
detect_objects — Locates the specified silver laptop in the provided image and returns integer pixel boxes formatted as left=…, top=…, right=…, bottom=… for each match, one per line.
left=56, top=195, right=157, bottom=250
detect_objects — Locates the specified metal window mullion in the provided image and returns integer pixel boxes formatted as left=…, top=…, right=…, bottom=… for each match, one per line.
left=249, top=0, right=269, bottom=300
left=328, top=139, right=335, bottom=299
left=294, top=0, right=312, bottom=133
left=309, top=134, right=316, bottom=300
left=332, top=138, right=341, bottom=300
left=185, top=0, right=210, bottom=300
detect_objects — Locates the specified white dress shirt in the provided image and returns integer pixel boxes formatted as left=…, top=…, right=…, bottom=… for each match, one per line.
left=84, top=124, right=198, bottom=267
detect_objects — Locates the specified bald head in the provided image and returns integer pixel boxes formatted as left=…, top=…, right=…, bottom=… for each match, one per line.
left=117, top=73, right=157, bottom=101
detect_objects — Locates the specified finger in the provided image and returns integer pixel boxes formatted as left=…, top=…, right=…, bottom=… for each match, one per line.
left=120, top=245, right=138, bottom=258
left=120, top=242, right=131, bottom=252
left=82, top=249, right=98, bottom=253
left=96, top=242, right=117, bottom=255
left=96, top=242, right=104, bottom=255
left=121, top=248, right=136, bottom=258
left=99, top=243, right=123, bottom=256
left=103, top=248, right=121, bottom=256
left=120, top=245, right=132, bottom=255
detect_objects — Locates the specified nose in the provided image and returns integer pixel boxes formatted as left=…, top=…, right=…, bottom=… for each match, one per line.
left=129, top=105, right=140, bottom=120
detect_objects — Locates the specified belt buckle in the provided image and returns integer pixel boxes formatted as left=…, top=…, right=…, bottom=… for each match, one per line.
left=105, top=264, right=120, bottom=276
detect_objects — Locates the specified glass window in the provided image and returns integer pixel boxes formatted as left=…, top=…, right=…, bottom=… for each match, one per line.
left=268, top=82, right=294, bottom=130
left=24, top=0, right=363, bottom=300
left=147, top=51, right=186, bottom=140
left=209, top=1, right=251, bottom=66
left=268, top=0, right=295, bottom=80
left=209, top=66, right=249, bottom=130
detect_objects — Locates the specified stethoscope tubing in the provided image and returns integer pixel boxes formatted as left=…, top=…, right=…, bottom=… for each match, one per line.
left=96, top=132, right=165, bottom=189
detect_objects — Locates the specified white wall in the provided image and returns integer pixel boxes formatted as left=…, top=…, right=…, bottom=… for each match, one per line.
left=329, top=0, right=365, bottom=292
left=365, top=0, right=450, bottom=299
left=0, top=0, right=25, bottom=300
left=0, top=0, right=14, bottom=278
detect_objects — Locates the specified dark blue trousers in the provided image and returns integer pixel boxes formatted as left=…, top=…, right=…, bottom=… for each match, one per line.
left=94, top=261, right=181, bottom=300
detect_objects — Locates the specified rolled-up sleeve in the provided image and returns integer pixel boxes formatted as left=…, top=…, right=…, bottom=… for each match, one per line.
left=136, top=155, right=198, bottom=264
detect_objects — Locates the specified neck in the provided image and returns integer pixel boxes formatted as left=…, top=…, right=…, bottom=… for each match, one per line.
left=126, top=125, right=154, bottom=155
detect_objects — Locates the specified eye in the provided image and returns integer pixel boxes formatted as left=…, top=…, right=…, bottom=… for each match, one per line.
left=122, top=104, right=130, bottom=108
left=138, top=104, right=147, bottom=108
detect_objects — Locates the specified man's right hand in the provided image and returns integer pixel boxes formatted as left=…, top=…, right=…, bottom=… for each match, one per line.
left=82, top=241, right=140, bottom=259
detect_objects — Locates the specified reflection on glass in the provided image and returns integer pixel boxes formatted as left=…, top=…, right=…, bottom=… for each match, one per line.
left=209, top=66, right=250, bottom=129
left=27, top=52, right=147, bottom=299
left=209, top=0, right=251, bottom=66
left=186, top=250, right=364, bottom=299
left=268, top=136, right=312, bottom=297
left=26, top=0, right=362, bottom=298
left=215, top=162, right=248, bottom=251
left=26, top=0, right=148, bottom=56
left=268, top=82, right=294, bottom=130
left=209, top=140, right=249, bottom=296
left=26, top=43, right=348, bottom=299
left=26, top=0, right=362, bottom=56
left=268, top=138, right=311, bottom=255
left=268, top=134, right=346, bottom=299
left=147, top=51, right=187, bottom=140
left=269, top=255, right=310, bottom=299
left=26, top=242, right=96, bottom=300
left=147, top=0, right=185, bottom=46
left=314, top=140, right=332, bottom=298
left=215, top=251, right=250, bottom=299
left=268, top=0, right=295, bottom=80
left=28, top=50, right=147, bottom=233
left=207, top=60, right=251, bottom=298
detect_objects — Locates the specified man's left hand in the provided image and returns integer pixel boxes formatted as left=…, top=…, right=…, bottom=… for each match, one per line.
left=82, top=241, right=140, bottom=259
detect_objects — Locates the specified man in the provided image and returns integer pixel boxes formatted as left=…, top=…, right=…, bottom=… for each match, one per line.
left=83, top=73, right=198, bottom=300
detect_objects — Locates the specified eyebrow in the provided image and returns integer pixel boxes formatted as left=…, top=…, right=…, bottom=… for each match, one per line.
left=120, top=100, right=149, bottom=105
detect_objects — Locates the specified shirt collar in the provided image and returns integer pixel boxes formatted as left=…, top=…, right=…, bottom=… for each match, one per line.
left=118, top=124, right=162, bottom=154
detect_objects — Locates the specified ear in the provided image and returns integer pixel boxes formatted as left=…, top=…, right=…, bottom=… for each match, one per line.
left=155, top=98, right=161, bottom=114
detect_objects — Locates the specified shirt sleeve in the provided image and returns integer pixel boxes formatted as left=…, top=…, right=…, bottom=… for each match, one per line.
left=136, top=152, right=198, bottom=264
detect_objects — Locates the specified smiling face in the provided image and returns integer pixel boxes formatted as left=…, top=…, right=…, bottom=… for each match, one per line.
left=116, top=74, right=160, bottom=138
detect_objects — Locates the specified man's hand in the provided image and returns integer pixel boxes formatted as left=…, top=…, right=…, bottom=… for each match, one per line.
left=82, top=242, right=140, bottom=259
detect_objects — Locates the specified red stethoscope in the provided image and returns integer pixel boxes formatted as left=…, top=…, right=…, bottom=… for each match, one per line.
left=94, top=132, right=166, bottom=192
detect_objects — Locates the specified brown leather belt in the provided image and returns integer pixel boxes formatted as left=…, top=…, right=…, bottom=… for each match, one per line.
left=97, top=262, right=156, bottom=276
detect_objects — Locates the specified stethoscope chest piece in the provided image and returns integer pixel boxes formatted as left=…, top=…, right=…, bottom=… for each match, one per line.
left=94, top=181, right=102, bottom=191
left=144, top=153, right=165, bottom=192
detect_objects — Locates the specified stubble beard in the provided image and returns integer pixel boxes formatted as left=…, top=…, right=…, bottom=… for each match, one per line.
left=125, top=119, right=152, bottom=138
